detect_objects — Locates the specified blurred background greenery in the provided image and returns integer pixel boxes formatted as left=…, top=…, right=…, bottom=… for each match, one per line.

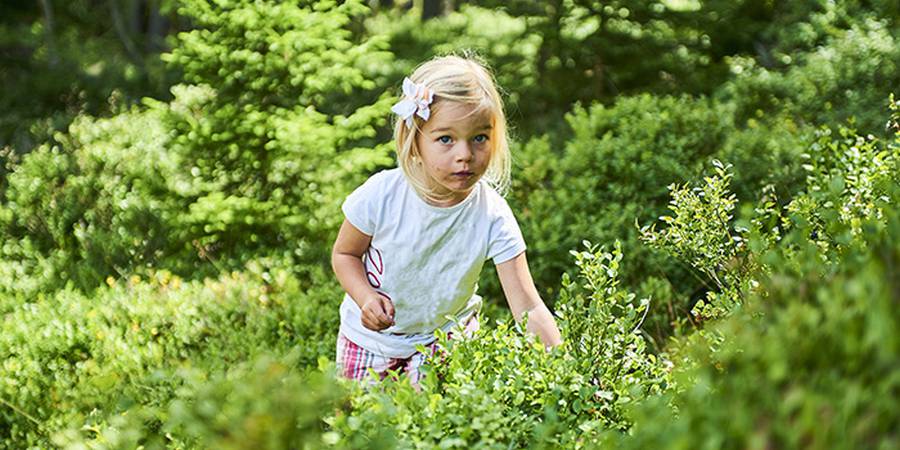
left=1, top=1, right=898, bottom=448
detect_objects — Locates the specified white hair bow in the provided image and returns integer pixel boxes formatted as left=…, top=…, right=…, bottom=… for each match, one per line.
left=391, top=77, right=434, bottom=127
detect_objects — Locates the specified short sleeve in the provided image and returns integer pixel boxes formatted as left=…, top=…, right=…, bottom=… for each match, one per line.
left=341, top=172, right=383, bottom=235
left=486, top=197, right=527, bottom=265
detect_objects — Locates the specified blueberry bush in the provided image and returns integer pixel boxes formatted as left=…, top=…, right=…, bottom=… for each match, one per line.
left=2, top=1, right=899, bottom=448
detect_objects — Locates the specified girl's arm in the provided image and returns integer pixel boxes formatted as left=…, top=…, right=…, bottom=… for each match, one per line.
left=496, top=252, right=563, bottom=349
left=331, top=219, right=395, bottom=330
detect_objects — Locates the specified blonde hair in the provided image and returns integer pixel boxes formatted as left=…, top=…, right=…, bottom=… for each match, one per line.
left=393, top=54, right=511, bottom=204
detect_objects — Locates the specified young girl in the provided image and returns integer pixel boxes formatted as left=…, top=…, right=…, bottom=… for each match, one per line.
left=331, top=55, right=562, bottom=385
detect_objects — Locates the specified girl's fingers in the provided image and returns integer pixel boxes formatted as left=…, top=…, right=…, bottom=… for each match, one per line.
left=362, top=309, right=389, bottom=330
left=360, top=296, right=395, bottom=330
left=382, top=297, right=395, bottom=321
left=373, top=305, right=389, bottom=326
left=377, top=293, right=395, bottom=319
left=363, top=316, right=383, bottom=331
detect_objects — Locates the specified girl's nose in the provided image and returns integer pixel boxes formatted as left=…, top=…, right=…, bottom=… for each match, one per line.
left=455, top=142, right=474, bottom=161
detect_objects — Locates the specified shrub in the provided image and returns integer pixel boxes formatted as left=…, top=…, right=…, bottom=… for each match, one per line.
left=602, top=97, right=900, bottom=449
left=496, top=94, right=731, bottom=341
left=0, top=263, right=341, bottom=448
left=160, top=0, right=395, bottom=271
left=0, top=108, right=188, bottom=307
left=786, top=125, right=899, bottom=260
left=330, top=241, right=668, bottom=449
left=639, top=104, right=899, bottom=319
left=602, top=205, right=900, bottom=450
left=720, top=18, right=900, bottom=136
left=0, top=0, right=396, bottom=302
left=639, top=161, right=754, bottom=321
left=51, top=356, right=368, bottom=450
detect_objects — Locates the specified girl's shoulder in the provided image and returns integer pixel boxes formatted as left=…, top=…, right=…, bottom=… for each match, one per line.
left=356, top=167, right=402, bottom=187
left=364, top=167, right=402, bottom=182
left=376, top=167, right=404, bottom=183
left=478, top=183, right=521, bottom=223
left=480, top=181, right=511, bottom=207
left=350, top=167, right=404, bottom=201
left=342, top=168, right=404, bottom=233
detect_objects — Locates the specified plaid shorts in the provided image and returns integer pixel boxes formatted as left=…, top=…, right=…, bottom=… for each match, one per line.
left=335, top=314, right=480, bottom=386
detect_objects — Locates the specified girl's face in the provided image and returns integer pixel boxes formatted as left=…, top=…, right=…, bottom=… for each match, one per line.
left=416, top=101, right=493, bottom=206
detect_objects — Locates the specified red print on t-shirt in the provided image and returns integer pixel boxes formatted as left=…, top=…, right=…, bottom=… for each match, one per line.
left=365, top=246, right=391, bottom=301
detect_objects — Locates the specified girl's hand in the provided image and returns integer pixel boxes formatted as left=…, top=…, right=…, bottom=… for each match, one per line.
left=360, top=293, right=395, bottom=331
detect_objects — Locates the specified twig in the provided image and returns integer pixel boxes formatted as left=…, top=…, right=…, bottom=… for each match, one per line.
left=632, top=302, right=650, bottom=334
left=0, top=396, right=42, bottom=427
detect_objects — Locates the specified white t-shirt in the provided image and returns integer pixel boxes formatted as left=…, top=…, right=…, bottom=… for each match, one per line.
left=339, top=168, right=527, bottom=358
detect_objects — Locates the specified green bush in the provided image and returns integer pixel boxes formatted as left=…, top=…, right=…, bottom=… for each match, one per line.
left=330, top=241, right=668, bottom=449
left=52, top=356, right=369, bottom=450
left=720, top=18, right=900, bottom=135
left=0, top=108, right=187, bottom=308
left=786, top=125, right=899, bottom=260
left=148, top=0, right=396, bottom=272
left=0, top=263, right=341, bottom=448
left=610, top=111, right=900, bottom=448
left=639, top=161, right=754, bottom=321
left=714, top=114, right=809, bottom=203
left=500, top=94, right=732, bottom=340
left=0, top=0, right=396, bottom=302
left=602, top=205, right=900, bottom=450
left=640, top=104, right=899, bottom=319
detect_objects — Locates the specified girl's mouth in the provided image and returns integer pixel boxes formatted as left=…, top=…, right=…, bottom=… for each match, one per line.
left=453, top=171, right=474, bottom=177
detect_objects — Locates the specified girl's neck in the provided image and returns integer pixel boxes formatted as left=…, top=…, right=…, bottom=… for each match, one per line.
left=423, top=187, right=474, bottom=208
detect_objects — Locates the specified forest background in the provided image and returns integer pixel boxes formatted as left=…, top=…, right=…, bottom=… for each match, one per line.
left=1, top=1, right=899, bottom=448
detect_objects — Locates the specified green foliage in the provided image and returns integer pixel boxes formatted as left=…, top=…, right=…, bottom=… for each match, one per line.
left=166, top=0, right=387, bottom=114
left=601, top=204, right=900, bottom=450
left=3, top=1, right=900, bottom=448
left=0, top=264, right=341, bottom=448
left=163, top=360, right=347, bottom=450
left=0, top=108, right=188, bottom=307
left=367, top=0, right=900, bottom=138
left=553, top=241, right=671, bottom=426
left=331, top=241, right=668, bottom=449
left=639, top=161, right=755, bottom=320
left=721, top=18, right=900, bottom=135
left=713, top=114, right=809, bottom=202
left=158, top=0, right=395, bottom=270
left=0, top=1, right=174, bottom=156
left=0, top=0, right=396, bottom=300
left=504, top=94, right=731, bottom=339
left=698, top=0, right=899, bottom=62
left=53, top=357, right=355, bottom=450
left=639, top=114, right=899, bottom=320
left=596, top=100, right=900, bottom=449
left=488, top=0, right=720, bottom=104
left=787, top=126, right=899, bottom=259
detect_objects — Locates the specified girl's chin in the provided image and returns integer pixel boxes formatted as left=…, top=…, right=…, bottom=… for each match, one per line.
left=445, top=180, right=477, bottom=195
left=449, top=173, right=479, bottom=186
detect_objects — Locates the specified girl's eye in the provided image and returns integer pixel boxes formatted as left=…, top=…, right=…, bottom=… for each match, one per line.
left=473, top=134, right=489, bottom=144
left=438, top=136, right=453, bottom=144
